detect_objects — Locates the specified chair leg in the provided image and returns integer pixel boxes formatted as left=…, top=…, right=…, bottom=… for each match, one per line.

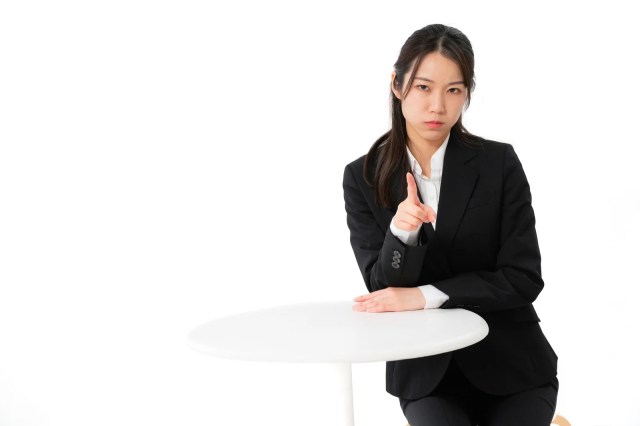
left=552, top=415, right=571, bottom=426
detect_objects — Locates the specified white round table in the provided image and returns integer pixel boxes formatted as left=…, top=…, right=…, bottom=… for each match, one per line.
left=188, top=301, right=488, bottom=425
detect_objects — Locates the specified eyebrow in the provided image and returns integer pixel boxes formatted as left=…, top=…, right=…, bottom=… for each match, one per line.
left=415, top=77, right=465, bottom=85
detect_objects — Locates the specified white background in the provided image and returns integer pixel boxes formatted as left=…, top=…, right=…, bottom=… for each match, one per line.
left=1, top=1, right=639, bottom=425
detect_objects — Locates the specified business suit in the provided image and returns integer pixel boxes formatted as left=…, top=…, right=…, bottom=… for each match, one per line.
left=342, top=129, right=558, bottom=404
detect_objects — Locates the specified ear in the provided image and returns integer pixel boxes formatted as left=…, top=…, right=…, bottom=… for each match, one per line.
left=390, top=71, right=402, bottom=100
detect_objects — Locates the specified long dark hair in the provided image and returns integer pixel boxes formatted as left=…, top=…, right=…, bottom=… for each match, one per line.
left=364, top=24, right=482, bottom=208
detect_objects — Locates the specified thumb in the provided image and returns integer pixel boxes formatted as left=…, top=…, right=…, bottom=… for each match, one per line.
left=406, top=173, right=419, bottom=205
left=423, top=204, right=438, bottom=223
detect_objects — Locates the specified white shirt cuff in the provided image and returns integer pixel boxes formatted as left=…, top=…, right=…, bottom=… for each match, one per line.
left=389, top=221, right=421, bottom=246
left=418, top=285, right=449, bottom=309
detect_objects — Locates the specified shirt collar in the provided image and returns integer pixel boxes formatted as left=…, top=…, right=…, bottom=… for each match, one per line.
left=406, top=133, right=450, bottom=178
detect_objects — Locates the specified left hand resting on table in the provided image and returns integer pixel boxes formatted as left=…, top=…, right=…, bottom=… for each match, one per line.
left=352, top=287, right=426, bottom=313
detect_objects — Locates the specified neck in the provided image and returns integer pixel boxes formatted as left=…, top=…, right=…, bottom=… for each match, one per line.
left=407, top=136, right=447, bottom=179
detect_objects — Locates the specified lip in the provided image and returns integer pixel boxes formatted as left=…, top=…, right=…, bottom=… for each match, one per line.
left=425, top=121, right=443, bottom=128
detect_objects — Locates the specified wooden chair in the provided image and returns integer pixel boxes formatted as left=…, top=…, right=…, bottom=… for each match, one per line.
left=552, top=415, right=571, bottom=426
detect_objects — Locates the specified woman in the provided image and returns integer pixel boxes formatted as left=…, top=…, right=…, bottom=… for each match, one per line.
left=342, top=24, right=558, bottom=425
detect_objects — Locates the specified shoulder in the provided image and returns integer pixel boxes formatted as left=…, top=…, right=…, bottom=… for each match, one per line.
left=464, top=135, right=531, bottom=190
left=343, top=154, right=369, bottom=192
left=460, top=133, right=513, bottom=153
left=457, top=133, right=519, bottom=167
left=344, top=153, right=367, bottom=174
left=474, top=136, right=523, bottom=165
left=344, top=131, right=390, bottom=184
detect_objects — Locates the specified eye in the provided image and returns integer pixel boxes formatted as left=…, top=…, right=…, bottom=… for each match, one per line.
left=416, top=84, right=429, bottom=91
left=449, top=87, right=463, bottom=94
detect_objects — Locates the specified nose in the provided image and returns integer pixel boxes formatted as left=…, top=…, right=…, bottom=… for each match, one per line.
left=429, top=92, right=445, bottom=114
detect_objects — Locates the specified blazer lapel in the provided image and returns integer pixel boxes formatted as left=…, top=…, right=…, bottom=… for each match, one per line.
left=386, top=131, right=479, bottom=251
left=435, top=131, right=479, bottom=250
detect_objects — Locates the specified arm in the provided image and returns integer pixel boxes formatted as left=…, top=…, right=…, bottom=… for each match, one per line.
left=343, top=163, right=431, bottom=293
left=435, top=144, right=544, bottom=313
left=389, top=220, right=450, bottom=309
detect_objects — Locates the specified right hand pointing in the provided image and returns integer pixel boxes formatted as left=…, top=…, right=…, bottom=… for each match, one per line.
left=392, top=173, right=437, bottom=232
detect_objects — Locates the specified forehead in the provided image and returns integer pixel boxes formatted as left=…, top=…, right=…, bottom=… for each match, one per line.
left=414, top=52, right=463, bottom=81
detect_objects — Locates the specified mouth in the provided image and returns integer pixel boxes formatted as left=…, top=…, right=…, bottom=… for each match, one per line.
left=425, top=121, right=444, bottom=128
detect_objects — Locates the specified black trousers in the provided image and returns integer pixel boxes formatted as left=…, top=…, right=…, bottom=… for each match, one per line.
left=399, top=359, right=558, bottom=426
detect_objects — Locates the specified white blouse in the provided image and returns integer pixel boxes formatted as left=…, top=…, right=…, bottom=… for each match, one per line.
left=389, top=134, right=451, bottom=309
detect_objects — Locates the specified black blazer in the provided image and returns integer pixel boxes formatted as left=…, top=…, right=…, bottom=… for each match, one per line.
left=343, top=130, right=557, bottom=399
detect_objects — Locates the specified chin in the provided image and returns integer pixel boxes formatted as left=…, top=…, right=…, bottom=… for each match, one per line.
left=421, top=131, right=447, bottom=142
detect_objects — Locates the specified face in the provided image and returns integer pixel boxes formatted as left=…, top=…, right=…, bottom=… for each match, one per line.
left=391, top=52, right=468, bottom=147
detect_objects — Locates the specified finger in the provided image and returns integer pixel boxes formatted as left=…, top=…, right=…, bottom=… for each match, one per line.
left=352, top=303, right=365, bottom=312
left=395, top=217, right=423, bottom=231
left=395, top=210, right=424, bottom=228
left=403, top=203, right=428, bottom=222
left=406, top=173, right=419, bottom=205
left=366, top=302, right=388, bottom=313
left=364, top=300, right=379, bottom=312
left=353, top=292, right=377, bottom=302
left=422, top=205, right=438, bottom=223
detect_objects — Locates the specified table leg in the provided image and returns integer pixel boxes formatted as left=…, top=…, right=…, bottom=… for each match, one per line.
left=334, top=362, right=354, bottom=426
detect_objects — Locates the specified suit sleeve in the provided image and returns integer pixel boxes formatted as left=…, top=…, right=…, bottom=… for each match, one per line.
left=435, top=144, right=545, bottom=313
left=343, top=163, right=430, bottom=292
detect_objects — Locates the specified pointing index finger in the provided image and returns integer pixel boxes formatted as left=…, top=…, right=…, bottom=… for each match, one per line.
left=406, top=172, right=419, bottom=205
